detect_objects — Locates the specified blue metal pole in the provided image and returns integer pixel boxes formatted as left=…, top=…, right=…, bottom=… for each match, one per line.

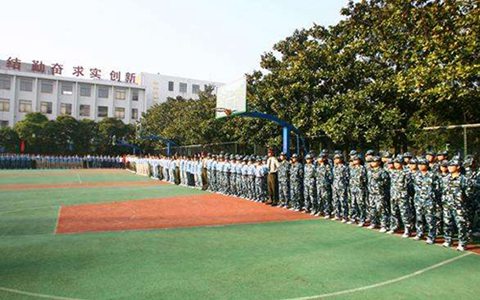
left=296, top=135, right=300, bottom=155
left=282, top=126, right=290, bottom=157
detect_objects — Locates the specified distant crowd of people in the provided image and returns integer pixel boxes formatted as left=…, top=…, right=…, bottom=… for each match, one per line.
left=0, top=154, right=125, bottom=169
left=129, top=149, right=479, bottom=251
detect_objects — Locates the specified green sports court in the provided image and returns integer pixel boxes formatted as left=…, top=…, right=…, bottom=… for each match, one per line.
left=1, top=169, right=479, bottom=300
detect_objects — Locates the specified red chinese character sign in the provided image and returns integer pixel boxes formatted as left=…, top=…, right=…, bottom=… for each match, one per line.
left=125, top=72, right=136, bottom=83
left=6, top=57, right=21, bottom=70
left=110, top=70, right=121, bottom=81
left=72, top=66, right=84, bottom=77
left=51, top=63, right=63, bottom=75
left=3, top=57, right=137, bottom=85
left=31, top=60, right=46, bottom=73
left=90, top=68, right=101, bottom=79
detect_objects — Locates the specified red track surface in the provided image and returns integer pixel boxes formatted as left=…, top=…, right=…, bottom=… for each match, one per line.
left=56, top=194, right=314, bottom=234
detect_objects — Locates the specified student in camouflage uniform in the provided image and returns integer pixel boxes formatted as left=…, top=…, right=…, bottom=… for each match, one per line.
left=412, top=158, right=439, bottom=244
left=278, top=152, right=291, bottom=208
left=463, top=155, right=477, bottom=240
left=332, top=153, right=349, bottom=221
left=367, top=156, right=390, bottom=232
left=247, top=157, right=257, bottom=200
left=389, top=155, right=412, bottom=237
left=316, top=152, right=333, bottom=218
left=289, top=154, right=304, bottom=211
left=442, top=159, right=469, bottom=251
left=241, top=157, right=249, bottom=198
left=348, top=154, right=367, bottom=225
left=303, top=154, right=317, bottom=214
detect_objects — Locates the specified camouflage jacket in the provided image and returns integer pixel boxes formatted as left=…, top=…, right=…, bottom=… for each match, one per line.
left=349, top=165, right=367, bottom=192
left=278, top=160, right=291, bottom=182
left=443, top=174, right=468, bottom=208
left=290, top=162, right=304, bottom=185
left=367, top=167, right=388, bottom=196
left=315, top=163, right=333, bottom=189
left=333, top=164, right=349, bottom=190
left=390, top=169, right=409, bottom=197
left=413, top=170, right=439, bottom=204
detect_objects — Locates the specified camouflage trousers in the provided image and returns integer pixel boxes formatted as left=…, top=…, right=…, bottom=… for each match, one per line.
left=368, top=194, right=389, bottom=228
left=229, top=173, right=237, bottom=195
left=413, top=199, right=436, bottom=239
left=349, top=189, right=367, bottom=223
left=255, top=177, right=265, bottom=201
left=443, top=203, right=468, bottom=246
left=278, top=178, right=290, bottom=206
left=207, top=170, right=212, bottom=191
left=332, top=187, right=348, bottom=219
left=317, top=186, right=332, bottom=216
left=290, top=182, right=304, bottom=209
left=390, top=191, right=411, bottom=231
left=241, top=175, right=249, bottom=198
left=247, top=176, right=256, bottom=200
left=304, top=179, right=317, bottom=212
left=435, top=197, right=444, bottom=235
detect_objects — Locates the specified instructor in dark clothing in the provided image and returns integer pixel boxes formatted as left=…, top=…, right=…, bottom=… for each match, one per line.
left=266, top=149, right=280, bottom=205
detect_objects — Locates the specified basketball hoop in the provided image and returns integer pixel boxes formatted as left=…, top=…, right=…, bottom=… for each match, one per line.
left=214, top=107, right=234, bottom=116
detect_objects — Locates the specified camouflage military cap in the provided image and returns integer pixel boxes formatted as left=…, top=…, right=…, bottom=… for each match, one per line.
left=349, top=150, right=357, bottom=156
left=333, top=153, right=344, bottom=160
left=408, top=158, right=418, bottom=164
left=393, top=156, right=404, bottom=164
left=417, top=158, right=429, bottom=165
left=371, top=156, right=381, bottom=162
left=230, top=155, right=235, bottom=160
left=366, top=150, right=375, bottom=156
left=243, top=156, right=248, bottom=162
left=280, top=152, right=286, bottom=156
left=291, top=153, right=298, bottom=159
left=305, top=154, right=313, bottom=160
left=321, top=149, right=329, bottom=154
left=448, top=159, right=461, bottom=167
left=440, top=160, right=449, bottom=167
left=437, top=150, right=448, bottom=156
left=403, top=152, right=413, bottom=158
left=425, top=150, right=436, bottom=156
left=382, top=151, right=392, bottom=158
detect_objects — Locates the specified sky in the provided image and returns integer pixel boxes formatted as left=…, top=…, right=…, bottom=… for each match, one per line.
left=1, top=0, right=348, bottom=83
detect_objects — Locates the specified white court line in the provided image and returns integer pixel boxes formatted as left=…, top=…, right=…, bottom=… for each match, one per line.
left=0, top=287, right=86, bottom=300
left=76, top=173, right=82, bottom=184
left=281, top=252, right=472, bottom=300
left=53, top=206, right=62, bottom=234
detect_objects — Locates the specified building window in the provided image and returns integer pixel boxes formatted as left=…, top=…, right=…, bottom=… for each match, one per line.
left=60, top=103, right=72, bottom=115
left=18, top=100, right=32, bottom=113
left=0, top=76, right=11, bottom=90
left=168, top=81, right=174, bottom=92
left=79, top=84, right=91, bottom=97
left=131, top=108, right=138, bottom=120
left=20, top=78, right=33, bottom=92
left=79, top=105, right=90, bottom=117
left=0, top=99, right=9, bottom=112
left=115, top=107, right=125, bottom=119
left=98, top=86, right=109, bottom=98
left=61, top=82, right=73, bottom=95
left=179, top=82, right=187, bottom=93
left=192, top=84, right=200, bottom=94
left=41, top=81, right=54, bottom=93
left=115, top=88, right=126, bottom=100
left=0, top=120, right=8, bottom=128
left=97, top=106, right=108, bottom=117
left=131, top=89, right=139, bottom=101
left=40, top=101, right=53, bottom=114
